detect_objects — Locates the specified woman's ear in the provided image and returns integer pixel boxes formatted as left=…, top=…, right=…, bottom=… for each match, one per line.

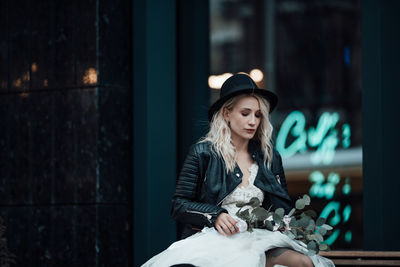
left=223, top=107, right=230, bottom=122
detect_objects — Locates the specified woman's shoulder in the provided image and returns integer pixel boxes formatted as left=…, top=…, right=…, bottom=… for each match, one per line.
left=190, top=140, right=213, bottom=155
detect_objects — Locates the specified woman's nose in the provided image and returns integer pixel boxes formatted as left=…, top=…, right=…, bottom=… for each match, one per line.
left=249, top=115, right=256, bottom=125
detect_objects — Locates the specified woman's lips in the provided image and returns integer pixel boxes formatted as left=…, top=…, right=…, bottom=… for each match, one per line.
left=245, top=129, right=255, bottom=133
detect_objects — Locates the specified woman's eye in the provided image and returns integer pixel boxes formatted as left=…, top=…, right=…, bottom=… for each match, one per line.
left=241, top=113, right=249, bottom=116
left=255, top=113, right=261, bottom=118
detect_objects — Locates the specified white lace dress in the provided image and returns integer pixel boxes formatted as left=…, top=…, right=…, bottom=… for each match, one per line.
left=142, top=163, right=334, bottom=267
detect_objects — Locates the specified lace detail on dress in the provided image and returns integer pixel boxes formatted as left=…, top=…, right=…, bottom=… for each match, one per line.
left=221, top=163, right=264, bottom=218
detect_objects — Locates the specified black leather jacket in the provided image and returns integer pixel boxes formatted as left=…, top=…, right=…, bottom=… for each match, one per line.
left=171, top=140, right=292, bottom=239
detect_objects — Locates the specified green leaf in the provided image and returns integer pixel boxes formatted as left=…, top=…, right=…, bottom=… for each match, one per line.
left=289, top=218, right=297, bottom=227
left=315, top=233, right=324, bottom=243
left=316, top=217, right=326, bottom=227
left=240, top=209, right=250, bottom=218
left=304, top=210, right=317, bottom=218
left=307, top=240, right=317, bottom=251
left=275, top=208, right=285, bottom=218
left=264, top=220, right=274, bottom=231
left=303, top=194, right=311, bottom=205
left=298, top=217, right=309, bottom=228
left=288, top=208, right=296, bottom=217
left=319, top=243, right=329, bottom=251
left=252, top=207, right=269, bottom=221
left=248, top=197, right=261, bottom=208
left=322, top=224, right=333, bottom=231
left=307, top=241, right=318, bottom=255
left=306, top=224, right=315, bottom=231
left=273, top=212, right=282, bottom=224
left=295, top=199, right=306, bottom=210
left=318, top=227, right=327, bottom=236
left=306, top=234, right=313, bottom=241
left=236, top=202, right=247, bottom=208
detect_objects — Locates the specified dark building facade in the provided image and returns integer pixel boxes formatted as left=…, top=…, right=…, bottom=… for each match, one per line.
left=0, top=0, right=132, bottom=266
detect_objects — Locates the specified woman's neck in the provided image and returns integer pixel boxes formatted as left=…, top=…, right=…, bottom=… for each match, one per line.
left=231, top=136, right=249, bottom=153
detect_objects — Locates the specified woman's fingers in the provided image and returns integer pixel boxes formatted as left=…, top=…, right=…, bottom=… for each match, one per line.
left=222, top=216, right=238, bottom=234
left=216, top=222, right=234, bottom=236
left=221, top=224, right=234, bottom=235
left=227, top=217, right=239, bottom=232
left=215, top=213, right=239, bottom=235
left=216, top=224, right=226, bottom=236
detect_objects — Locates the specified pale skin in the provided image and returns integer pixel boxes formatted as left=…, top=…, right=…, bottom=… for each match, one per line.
left=214, top=95, right=314, bottom=267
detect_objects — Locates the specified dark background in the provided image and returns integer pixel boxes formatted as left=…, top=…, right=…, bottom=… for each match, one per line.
left=0, top=0, right=399, bottom=266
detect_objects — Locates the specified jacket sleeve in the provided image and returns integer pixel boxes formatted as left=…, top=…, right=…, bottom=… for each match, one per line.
left=171, top=144, right=227, bottom=228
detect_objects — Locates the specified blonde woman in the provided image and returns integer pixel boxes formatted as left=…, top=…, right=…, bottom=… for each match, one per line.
left=142, top=74, right=334, bottom=267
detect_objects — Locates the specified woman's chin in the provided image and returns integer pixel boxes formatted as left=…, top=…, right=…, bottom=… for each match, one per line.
left=240, top=133, right=255, bottom=140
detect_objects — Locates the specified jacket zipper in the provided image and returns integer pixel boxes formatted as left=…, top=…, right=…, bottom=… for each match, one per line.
left=186, top=210, right=217, bottom=223
left=217, top=184, right=240, bottom=206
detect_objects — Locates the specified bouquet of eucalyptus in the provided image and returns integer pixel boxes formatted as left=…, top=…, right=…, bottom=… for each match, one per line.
left=235, top=194, right=332, bottom=255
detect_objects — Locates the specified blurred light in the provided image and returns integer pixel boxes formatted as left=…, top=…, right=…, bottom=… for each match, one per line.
left=12, top=78, right=22, bottom=88
left=324, top=229, right=340, bottom=246
left=208, top=73, right=232, bottom=89
left=345, top=230, right=352, bottom=243
left=249, top=68, right=263, bottom=82
left=342, top=124, right=351, bottom=148
left=20, top=92, right=29, bottom=98
left=342, top=204, right=351, bottom=222
left=44, top=79, right=48, bottom=87
left=83, top=68, right=98, bottom=85
left=320, top=201, right=341, bottom=226
left=342, top=178, right=351, bottom=195
left=32, top=62, right=38, bottom=73
left=22, top=71, right=30, bottom=81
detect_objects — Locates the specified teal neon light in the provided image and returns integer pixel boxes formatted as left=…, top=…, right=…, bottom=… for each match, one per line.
left=319, top=202, right=341, bottom=245
left=310, top=129, right=339, bottom=165
left=308, top=112, right=338, bottom=147
left=342, top=178, right=351, bottom=195
left=345, top=230, right=352, bottom=243
left=318, top=201, right=353, bottom=245
left=278, top=110, right=355, bottom=246
left=324, top=229, right=340, bottom=246
left=309, top=171, right=340, bottom=200
left=309, top=171, right=325, bottom=199
left=275, top=111, right=307, bottom=158
left=342, top=204, right=351, bottom=223
left=342, top=124, right=351, bottom=148
left=320, top=201, right=341, bottom=226
left=276, top=111, right=342, bottom=165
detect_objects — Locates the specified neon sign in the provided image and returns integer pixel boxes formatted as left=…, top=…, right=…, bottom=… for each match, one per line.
left=309, top=171, right=353, bottom=245
left=276, top=110, right=355, bottom=246
left=276, top=111, right=350, bottom=165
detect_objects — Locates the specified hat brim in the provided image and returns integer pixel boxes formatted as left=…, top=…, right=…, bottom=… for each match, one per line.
left=208, top=88, right=278, bottom=121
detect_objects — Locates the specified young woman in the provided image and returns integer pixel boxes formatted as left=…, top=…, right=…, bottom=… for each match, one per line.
left=142, top=74, right=334, bottom=267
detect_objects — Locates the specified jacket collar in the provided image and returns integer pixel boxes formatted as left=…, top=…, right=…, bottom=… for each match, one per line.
left=249, top=139, right=291, bottom=201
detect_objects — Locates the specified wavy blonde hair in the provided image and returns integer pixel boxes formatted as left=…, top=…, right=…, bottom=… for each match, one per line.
left=200, top=93, right=274, bottom=173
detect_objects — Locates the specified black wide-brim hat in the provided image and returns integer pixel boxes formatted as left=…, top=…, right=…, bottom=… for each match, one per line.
left=208, top=73, right=278, bottom=121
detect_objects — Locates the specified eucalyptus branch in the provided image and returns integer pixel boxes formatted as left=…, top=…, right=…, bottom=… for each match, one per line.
left=235, top=194, right=333, bottom=255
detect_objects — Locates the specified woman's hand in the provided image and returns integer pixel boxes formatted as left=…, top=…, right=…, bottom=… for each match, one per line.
left=215, top=213, right=239, bottom=236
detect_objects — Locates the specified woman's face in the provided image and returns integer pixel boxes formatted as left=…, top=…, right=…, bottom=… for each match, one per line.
left=224, top=96, right=262, bottom=143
